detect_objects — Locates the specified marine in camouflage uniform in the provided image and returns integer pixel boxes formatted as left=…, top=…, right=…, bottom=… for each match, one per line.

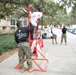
left=15, top=21, right=34, bottom=72
left=18, top=42, right=32, bottom=69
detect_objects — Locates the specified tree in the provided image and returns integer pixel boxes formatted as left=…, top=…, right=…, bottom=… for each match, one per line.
left=0, top=0, right=34, bottom=19
left=32, top=0, right=65, bottom=25
left=0, top=0, right=72, bottom=26
left=57, top=0, right=76, bottom=25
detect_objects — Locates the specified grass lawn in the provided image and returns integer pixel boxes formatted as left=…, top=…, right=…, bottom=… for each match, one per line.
left=0, top=34, right=17, bottom=55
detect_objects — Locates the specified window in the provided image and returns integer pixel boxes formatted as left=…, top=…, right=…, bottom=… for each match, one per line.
left=23, top=17, right=27, bottom=26
left=24, top=20, right=27, bottom=26
left=11, top=19, right=15, bottom=25
left=11, top=27, right=15, bottom=29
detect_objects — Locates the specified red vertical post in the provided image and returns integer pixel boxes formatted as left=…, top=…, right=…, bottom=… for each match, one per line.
left=28, top=4, right=30, bottom=39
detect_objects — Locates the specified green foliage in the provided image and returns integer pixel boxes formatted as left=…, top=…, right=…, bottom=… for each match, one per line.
left=0, top=0, right=36, bottom=19
left=0, top=34, right=17, bottom=55
left=0, top=0, right=76, bottom=25
left=53, top=10, right=76, bottom=25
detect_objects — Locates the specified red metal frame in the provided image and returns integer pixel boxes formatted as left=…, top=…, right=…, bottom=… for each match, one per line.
left=15, top=47, right=48, bottom=72
left=28, top=4, right=30, bottom=39
left=15, top=39, right=48, bottom=72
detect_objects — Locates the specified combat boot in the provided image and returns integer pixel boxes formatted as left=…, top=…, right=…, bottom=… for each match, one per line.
left=20, top=67, right=26, bottom=73
left=29, top=67, right=34, bottom=72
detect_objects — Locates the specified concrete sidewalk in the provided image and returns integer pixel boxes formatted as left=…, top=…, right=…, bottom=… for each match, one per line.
left=0, top=28, right=76, bottom=75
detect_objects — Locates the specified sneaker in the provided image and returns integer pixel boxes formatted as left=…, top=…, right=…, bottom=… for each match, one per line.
left=20, top=67, right=26, bottom=73
left=29, top=67, right=34, bottom=72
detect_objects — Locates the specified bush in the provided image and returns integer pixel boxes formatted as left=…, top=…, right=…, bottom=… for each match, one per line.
left=0, top=34, right=17, bottom=55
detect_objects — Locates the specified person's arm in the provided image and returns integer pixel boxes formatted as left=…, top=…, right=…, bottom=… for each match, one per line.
left=37, top=12, right=43, bottom=22
left=26, top=27, right=33, bottom=32
left=62, top=28, right=63, bottom=32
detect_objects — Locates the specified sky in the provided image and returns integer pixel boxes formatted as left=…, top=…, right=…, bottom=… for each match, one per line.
left=54, top=0, right=72, bottom=13
left=66, top=7, right=72, bottom=13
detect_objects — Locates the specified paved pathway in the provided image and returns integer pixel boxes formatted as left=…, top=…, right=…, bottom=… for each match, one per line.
left=0, top=28, right=76, bottom=75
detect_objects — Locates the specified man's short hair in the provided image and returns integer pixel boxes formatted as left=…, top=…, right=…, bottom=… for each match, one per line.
left=16, top=21, right=22, bottom=28
left=36, top=7, right=41, bottom=12
left=37, top=7, right=41, bottom=11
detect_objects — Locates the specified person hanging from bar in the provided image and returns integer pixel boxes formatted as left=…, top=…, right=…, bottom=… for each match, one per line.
left=30, top=6, right=43, bottom=40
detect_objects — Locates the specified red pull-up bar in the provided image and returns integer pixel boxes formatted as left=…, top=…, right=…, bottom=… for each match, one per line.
left=28, top=4, right=30, bottom=39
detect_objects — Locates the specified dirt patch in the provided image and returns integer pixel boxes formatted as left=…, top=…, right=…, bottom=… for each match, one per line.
left=0, top=48, right=18, bottom=63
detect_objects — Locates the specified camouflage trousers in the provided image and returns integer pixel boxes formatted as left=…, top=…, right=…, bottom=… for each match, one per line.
left=18, top=42, right=32, bottom=69
left=61, top=34, right=67, bottom=43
